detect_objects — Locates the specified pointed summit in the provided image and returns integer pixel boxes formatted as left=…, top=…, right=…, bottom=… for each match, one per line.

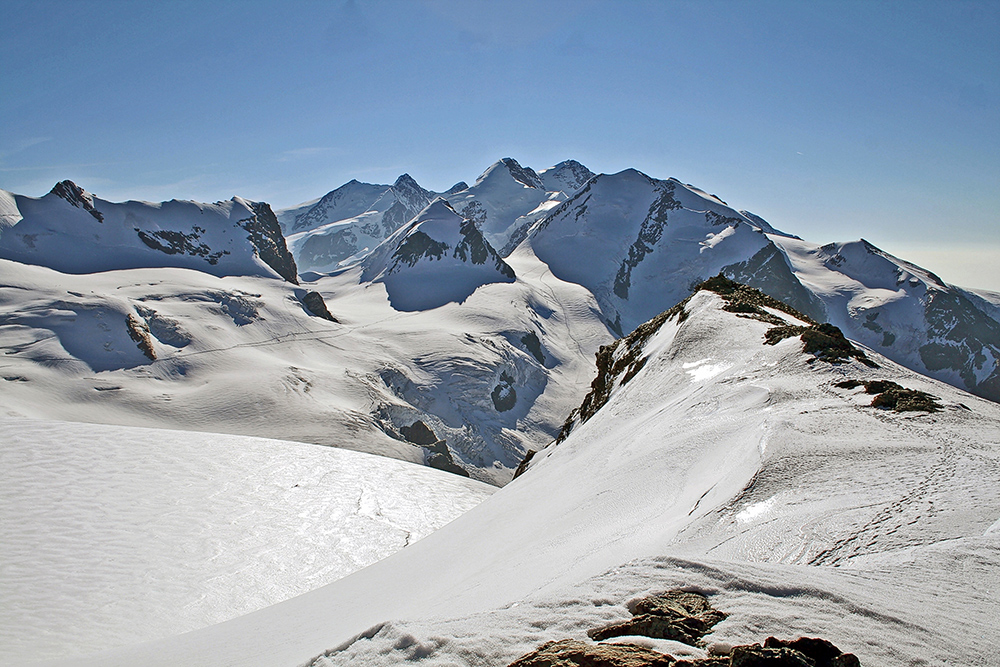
left=448, top=158, right=567, bottom=255
left=538, top=160, right=595, bottom=194
left=361, top=198, right=515, bottom=311
left=49, top=180, right=104, bottom=222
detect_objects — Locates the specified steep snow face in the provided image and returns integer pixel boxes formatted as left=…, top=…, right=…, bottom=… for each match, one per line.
left=361, top=199, right=516, bottom=311
left=0, top=419, right=492, bottom=666
left=69, top=289, right=1000, bottom=667
left=446, top=158, right=568, bottom=255
left=285, top=175, right=433, bottom=274
left=538, top=159, right=596, bottom=195
left=0, top=182, right=297, bottom=283
left=523, top=169, right=800, bottom=335
left=772, top=235, right=1000, bottom=402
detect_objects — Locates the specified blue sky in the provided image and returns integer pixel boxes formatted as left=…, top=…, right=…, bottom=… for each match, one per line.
left=2, top=0, right=998, bottom=290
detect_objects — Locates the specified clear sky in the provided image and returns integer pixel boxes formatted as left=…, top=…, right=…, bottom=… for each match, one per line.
left=2, top=0, right=998, bottom=290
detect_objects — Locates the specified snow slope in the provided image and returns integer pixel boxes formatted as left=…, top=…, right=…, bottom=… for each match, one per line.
left=0, top=181, right=297, bottom=283
left=55, top=286, right=1000, bottom=667
left=0, top=418, right=492, bottom=666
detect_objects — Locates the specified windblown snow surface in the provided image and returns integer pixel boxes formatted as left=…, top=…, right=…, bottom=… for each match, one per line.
left=47, top=290, right=1000, bottom=667
left=0, top=420, right=492, bottom=666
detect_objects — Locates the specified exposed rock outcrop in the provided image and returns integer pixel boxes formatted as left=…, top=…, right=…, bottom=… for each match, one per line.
left=302, top=291, right=338, bottom=322
left=399, top=420, right=470, bottom=477
left=588, top=591, right=726, bottom=646
left=833, top=379, right=941, bottom=412
left=239, top=201, right=299, bottom=284
left=508, top=639, right=676, bottom=667
left=125, top=313, right=156, bottom=361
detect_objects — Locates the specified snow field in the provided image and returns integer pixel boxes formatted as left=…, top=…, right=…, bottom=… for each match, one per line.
left=0, top=419, right=493, bottom=666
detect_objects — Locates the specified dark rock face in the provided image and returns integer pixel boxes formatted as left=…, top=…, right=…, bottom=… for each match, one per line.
left=588, top=591, right=726, bottom=646
left=726, top=638, right=861, bottom=667
left=765, top=322, right=876, bottom=368
left=426, top=450, right=470, bottom=477
left=399, top=420, right=470, bottom=477
left=511, top=449, right=536, bottom=480
left=723, top=245, right=827, bottom=323
left=521, top=331, right=546, bottom=364
left=762, top=637, right=859, bottom=667
left=400, top=420, right=438, bottom=446
left=507, top=639, right=676, bottom=667
left=136, top=227, right=229, bottom=265
left=919, top=288, right=1000, bottom=402
left=50, top=180, right=103, bottom=222
left=730, top=645, right=813, bottom=667
left=391, top=230, right=449, bottom=267
left=239, top=202, right=299, bottom=284
left=491, top=372, right=517, bottom=412
left=302, top=291, right=338, bottom=322
left=613, top=180, right=683, bottom=300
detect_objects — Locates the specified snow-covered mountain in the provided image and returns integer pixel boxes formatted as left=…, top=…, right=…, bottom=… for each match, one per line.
left=280, top=174, right=434, bottom=274
left=281, top=158, right=588, bottom=275
left=49, top=280, right=1000, bottom=667
left=0, top=181, right=297, bottom=283
left=537, top=159, right=595, bottom=194
left=445, top=157, right=571, bottom=255
left=360, top=198, right=516, bottom=311
left=772, top=236, right=1000, bottom=404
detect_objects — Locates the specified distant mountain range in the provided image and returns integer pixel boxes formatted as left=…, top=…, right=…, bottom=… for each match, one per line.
left=1, top=158, right=998, bottom=486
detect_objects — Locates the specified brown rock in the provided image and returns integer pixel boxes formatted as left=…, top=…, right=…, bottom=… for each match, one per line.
left=507, top=639, right=676, bottom=667
left=731, top=644, right=815, bottom=667
left=588, top=591, right=726, bottom=645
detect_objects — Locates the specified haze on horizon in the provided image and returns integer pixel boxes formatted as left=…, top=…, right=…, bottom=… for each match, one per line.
left=1, top=0, right=997, bottom=291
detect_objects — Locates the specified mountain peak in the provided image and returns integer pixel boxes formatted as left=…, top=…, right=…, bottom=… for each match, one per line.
left=49, top=180, right=103, bottom=222
left=538, top=160, right=596, bottom=194
left=474, top=158, right=544, bottom=190
left=499, top=158, right=544, bottom=190
left=393, top=173, right=420, bottom=190
left=361, top=198, right=515, bottom=311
